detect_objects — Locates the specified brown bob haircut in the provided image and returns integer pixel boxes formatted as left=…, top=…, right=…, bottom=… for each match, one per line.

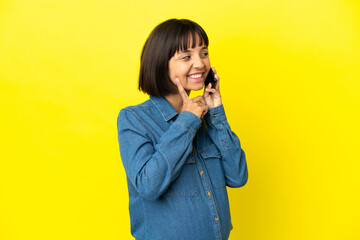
left=138, top=19, right=209, bottom=96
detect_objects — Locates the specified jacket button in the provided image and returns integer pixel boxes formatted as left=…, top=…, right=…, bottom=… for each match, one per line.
left=207, top=192, right=212, bottom=196
left=200, top=171, right=204, bottom=176
left=215, top=217, right=219, bottom=221
left=213, top=114, right=218, bottom=117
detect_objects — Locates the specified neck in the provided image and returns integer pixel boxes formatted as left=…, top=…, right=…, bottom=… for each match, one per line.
left=164, top=90, right=191, bottom=113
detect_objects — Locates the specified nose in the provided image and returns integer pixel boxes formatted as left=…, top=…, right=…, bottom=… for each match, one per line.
left=193, top=54, right=205, bottom=69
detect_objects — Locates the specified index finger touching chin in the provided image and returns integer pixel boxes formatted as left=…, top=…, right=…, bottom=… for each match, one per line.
left=175, top=78, right=189, bottom=100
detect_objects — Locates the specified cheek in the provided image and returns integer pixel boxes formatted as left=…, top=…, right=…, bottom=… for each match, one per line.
left=168, top=62, right=177, bottom=80
left=204, top=59, right=211, bottom=69
left=177, top=64, right=189, bottom=77
left=170, top=63, right=190, bottom=79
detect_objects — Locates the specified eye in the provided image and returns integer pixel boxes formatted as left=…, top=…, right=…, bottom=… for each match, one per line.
left=182, top=55, right=190, bottom=60
left=201, top=52, right=209, bottom=57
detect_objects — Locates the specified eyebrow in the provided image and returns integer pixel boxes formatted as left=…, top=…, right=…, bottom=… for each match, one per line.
left=179, top=46, right=208, bottom=54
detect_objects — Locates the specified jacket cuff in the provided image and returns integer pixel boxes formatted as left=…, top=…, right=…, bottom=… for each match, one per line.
left=175, top=111, right=202, bottom=134
left=204, top=104, right=227, bottom=127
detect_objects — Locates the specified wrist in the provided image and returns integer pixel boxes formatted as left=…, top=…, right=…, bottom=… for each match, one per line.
left=211, top=100, right=222, bottom=109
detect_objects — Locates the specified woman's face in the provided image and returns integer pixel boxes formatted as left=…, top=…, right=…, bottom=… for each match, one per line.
left=168, top=34, right=210, bottom=93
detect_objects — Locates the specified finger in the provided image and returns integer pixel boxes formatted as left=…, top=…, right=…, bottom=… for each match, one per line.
left=192, top=96, right=205, bottom=103
left=203, top=89, right=210, bottom=98
left=203, top=82, right=211, bottom=97
left=214, top=74, right=220, bottom=90
left=199, top=102, right=209, bottom=110
left=200, top=106, right=209, bottom=118
left=204, top=104, right=210, bottom=111
left=193, top=95, right=205, bottom=101
left=200, top=110, right=206, bottom=119
left=174, top=78, right=189, bottom=101
left=212, top=67, right=217, bottom=74
left=204, top=81, right=214, bottom=91
left=205, top=88, right=217, bottom=95
left=206, top=82, right=212, bottom=90
left=211, top=67, right=220, bottom=90
left=203, top=105, right=209, bottom=115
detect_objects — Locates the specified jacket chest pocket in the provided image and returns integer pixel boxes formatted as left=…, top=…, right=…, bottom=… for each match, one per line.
left=200, top=145, right=226, bottom=189
left=165, top=156, right=199, bottom=196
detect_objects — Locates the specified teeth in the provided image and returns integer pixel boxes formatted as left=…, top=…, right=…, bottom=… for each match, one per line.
left=188, top=74, right=202, bottom=78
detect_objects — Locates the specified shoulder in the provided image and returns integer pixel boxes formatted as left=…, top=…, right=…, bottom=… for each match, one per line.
left=120, top=99, right=152, bottom=114
left=117, top=99, right=159, bottom=126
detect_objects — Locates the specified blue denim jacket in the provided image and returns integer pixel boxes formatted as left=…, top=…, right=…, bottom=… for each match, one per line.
left=117, top=96, right=248, bottom=240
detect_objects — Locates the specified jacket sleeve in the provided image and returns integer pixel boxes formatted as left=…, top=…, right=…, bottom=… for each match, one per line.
left=117, top=108, right=201, bottom=200
left=203, top=105, right=248, bottom=188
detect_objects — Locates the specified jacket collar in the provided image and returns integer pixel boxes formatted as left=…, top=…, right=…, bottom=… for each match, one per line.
left=150, top=96, right=179, bottom=122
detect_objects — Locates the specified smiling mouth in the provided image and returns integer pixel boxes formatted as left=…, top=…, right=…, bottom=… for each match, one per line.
left=187, top=73, right=203, bottom=79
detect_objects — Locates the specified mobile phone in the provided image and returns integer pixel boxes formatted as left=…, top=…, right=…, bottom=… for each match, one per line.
left=205, top=68, right=217, bottom=89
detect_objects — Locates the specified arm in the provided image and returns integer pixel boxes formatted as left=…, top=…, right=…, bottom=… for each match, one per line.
left=204, top=105, right=248, bottom=188
left=117, top=108, right=201, bottom=200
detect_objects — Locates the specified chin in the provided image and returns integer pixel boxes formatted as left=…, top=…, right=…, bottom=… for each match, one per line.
left=188, top=84, right=205, bottom=91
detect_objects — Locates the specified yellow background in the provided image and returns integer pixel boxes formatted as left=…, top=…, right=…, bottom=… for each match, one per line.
left=1, top=0, right=359, bottom=239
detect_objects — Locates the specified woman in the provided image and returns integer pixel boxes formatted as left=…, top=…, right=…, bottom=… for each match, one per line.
left=117, top=18, right=248, bottom=240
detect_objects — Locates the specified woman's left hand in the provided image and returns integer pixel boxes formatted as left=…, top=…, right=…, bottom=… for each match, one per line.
left=203, top=67, right=222, bottom=109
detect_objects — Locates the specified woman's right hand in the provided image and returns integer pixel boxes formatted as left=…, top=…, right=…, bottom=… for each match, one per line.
left=175, top=78, right=209, bottom=119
